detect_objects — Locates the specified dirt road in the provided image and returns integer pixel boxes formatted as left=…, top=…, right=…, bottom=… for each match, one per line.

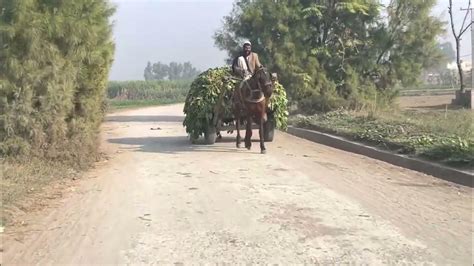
left=2, top=104, right=472, bottom=264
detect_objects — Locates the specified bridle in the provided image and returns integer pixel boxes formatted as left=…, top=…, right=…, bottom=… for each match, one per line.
left=240, top=67, right=272, bottom=103
left=254, top=67, right=273, bottom=90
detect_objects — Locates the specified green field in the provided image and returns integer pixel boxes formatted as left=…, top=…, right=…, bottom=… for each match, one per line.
left=106, top=80, right=190, bottom=110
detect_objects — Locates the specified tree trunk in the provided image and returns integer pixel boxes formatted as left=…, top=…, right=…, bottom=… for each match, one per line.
left=449, top=0, right=467, bottom=92
left=455, top=37, right=465, bottom=92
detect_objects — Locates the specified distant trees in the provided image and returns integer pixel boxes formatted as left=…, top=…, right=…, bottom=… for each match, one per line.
left=439, top=42, right=456, bottom=63
left=422, top=42, right=457, bottom=86
left=144, top=61, right=201, bottom=81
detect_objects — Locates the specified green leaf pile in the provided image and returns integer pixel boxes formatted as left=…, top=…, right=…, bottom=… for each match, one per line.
left=268, top=82, right=289, bottom=130
left=183, top=66, right=289, bottom=140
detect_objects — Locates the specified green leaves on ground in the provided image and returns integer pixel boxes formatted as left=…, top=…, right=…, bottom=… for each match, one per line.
left=291, top=110, right=474, bottom=167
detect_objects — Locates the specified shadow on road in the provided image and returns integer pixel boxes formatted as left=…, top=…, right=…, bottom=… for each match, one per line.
left=105, top=115, right=184, bottom=123
left=108, top=135, right=264, bottom=154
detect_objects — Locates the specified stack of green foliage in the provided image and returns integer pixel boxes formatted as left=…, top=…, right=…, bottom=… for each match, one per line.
left=268, top=82, right=289, bottom=129
left=183, top=67, right=234, bottom=140
left=215, top=0, right=444, bottom=113
left=0, top=0, right=115, bottom=167
left=183, top=66, right=289, bottom=140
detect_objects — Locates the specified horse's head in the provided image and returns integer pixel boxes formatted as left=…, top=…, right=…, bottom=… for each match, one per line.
left=254, top=66, right=275, bottom=98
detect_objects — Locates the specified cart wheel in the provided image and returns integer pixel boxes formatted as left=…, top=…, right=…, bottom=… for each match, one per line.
left=263, top=119, right=275, bottom=142
left=190, top=135, right=199, bottom=144
left=204, top=126, right=217, bottom=145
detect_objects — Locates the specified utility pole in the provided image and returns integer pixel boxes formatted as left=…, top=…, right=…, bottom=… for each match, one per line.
left=461, top=6, right=474, bottom=89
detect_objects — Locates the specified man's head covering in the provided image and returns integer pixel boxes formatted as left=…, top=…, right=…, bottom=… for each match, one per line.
left=243, top=40, right=251, bottom=46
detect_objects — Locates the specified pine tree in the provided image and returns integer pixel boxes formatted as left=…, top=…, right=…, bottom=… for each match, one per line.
left=0, top=0, right=116, bottom=164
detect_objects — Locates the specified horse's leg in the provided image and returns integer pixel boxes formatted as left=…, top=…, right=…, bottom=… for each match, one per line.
left=259, top=114, right=266, bottom=154
left=216, top=118, right=222, bottom=140
left=235, top=114, right=241, bottom=148
left=245, top=114, right=252, bottom=150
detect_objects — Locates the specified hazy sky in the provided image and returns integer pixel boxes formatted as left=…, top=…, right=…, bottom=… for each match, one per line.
left=109, top=0, right=233, bottom=80
left=109, top=0, right=472, bottom=81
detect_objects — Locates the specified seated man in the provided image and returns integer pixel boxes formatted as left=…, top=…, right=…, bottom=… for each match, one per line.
left=232, top=41, right=262, bottom=80
left=231, top=41, right=269, bottom=119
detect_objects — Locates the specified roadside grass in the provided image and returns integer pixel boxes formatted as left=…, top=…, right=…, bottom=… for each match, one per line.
left=289, top=107, right=473, bottom=168
left=1, top=157, right=84, bottom=226
left=1, top=99, right=179, bottom=226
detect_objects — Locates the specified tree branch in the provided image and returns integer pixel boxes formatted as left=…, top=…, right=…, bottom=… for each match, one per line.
left=322, top=0, right=336, bottom=44
left=460, top=21, right=473, bottom=36
left=376, top=42, right=392, bottom=65
left=459, top=0, right=471, bottom=36
left=459, top=0, right=471, bottom=33
left=377, top=0, right=402, bottom=65
left=448, top=0, right=459, bottom=39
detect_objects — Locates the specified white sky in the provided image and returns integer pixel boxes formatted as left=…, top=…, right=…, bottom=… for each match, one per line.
left=108, top=0, right=472, bottom=80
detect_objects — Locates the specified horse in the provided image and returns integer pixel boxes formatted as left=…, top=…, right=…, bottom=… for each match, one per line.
left=232, top=66, right=275, bottom=154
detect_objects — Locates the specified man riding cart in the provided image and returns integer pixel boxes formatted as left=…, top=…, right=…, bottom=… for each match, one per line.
left=231, top=41, right=262, bottom=79
left=230, top=41, right=273, bottom=122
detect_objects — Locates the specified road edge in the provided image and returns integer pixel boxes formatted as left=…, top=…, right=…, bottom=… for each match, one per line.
left=285, top=126, right=473, bottom=187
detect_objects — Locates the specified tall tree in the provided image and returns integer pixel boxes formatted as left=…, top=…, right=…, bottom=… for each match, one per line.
left=144, top=61, right=154, bottom=81
left=375, top=0, right=445, bottom=87
left=152, top=62, right=169, bottom=80
left=182, top=62, right=200, bottom=79
left=214, top=0, right=444, bottom=112
left=1, top=0, right=115, bottom=159
left=168, top=62, right=183, bottom=80
left=448, top=0, right=472, bottom=92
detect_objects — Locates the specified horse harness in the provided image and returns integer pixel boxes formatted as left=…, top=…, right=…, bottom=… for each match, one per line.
left=237, top=68, right=272, bottom=104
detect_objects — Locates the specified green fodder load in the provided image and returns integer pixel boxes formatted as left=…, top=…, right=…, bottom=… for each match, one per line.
left=268, top=82, right=289, bottom=129
left=183, top=67, right=235, bottom=140
left=183, top=66, right=288, bottom=140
